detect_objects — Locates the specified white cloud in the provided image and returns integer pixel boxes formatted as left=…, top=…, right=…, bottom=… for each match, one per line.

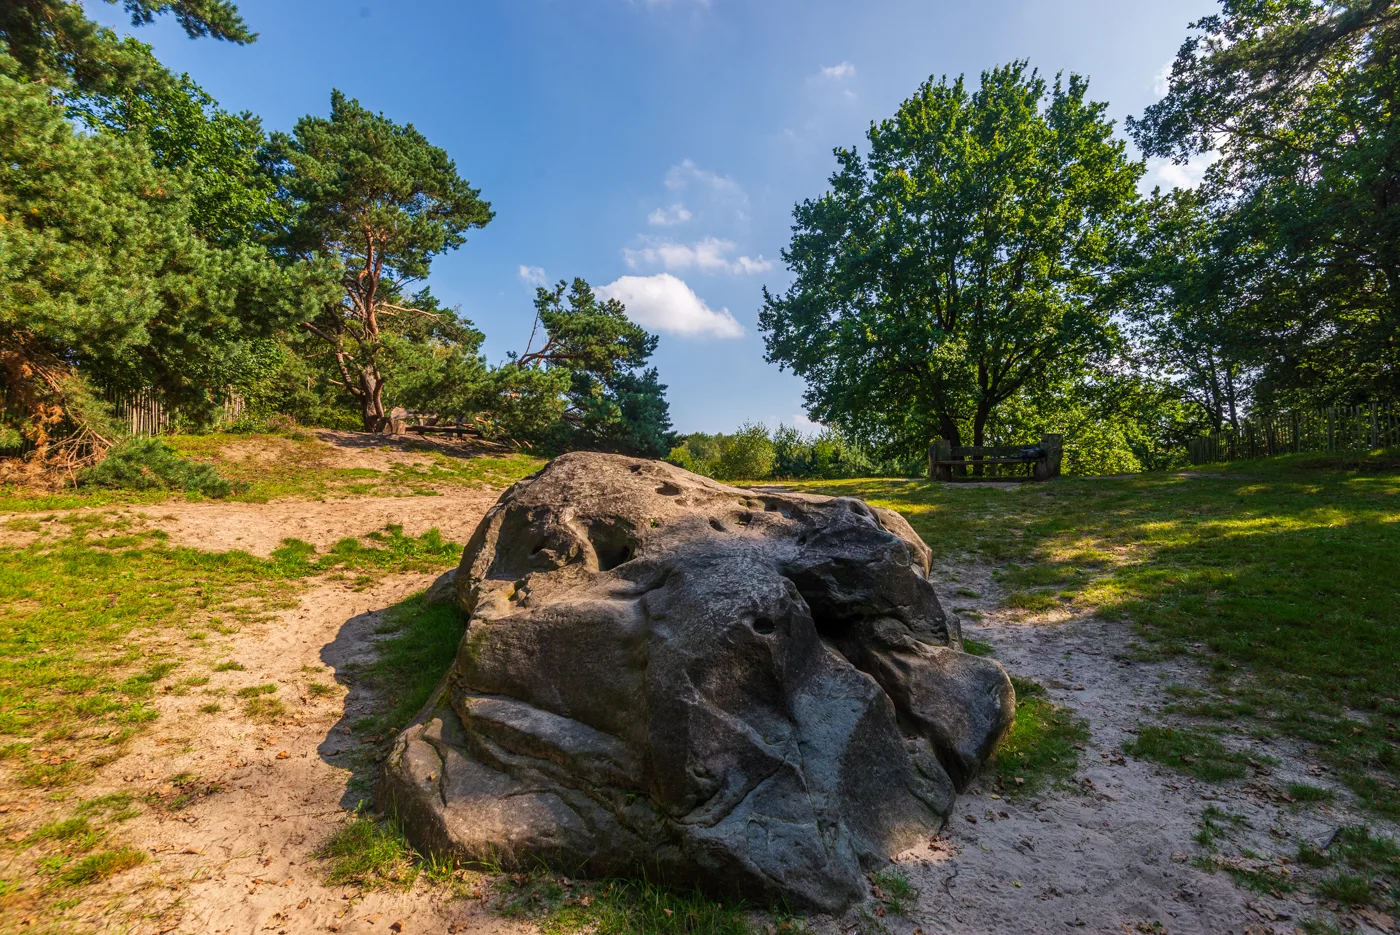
left=791, top=413, right=825, bottom=433
left=623, top=236, right=772, bottom=275
left=1146, top=152, right=1219, bottom=191
left=1153, top=62, right=1174, bottom=97
left=596, top=274, right=744, bottom=339
left=819, top=62, right=856, bottom=80
left=517, top=265, right=548, bottom=288
left=664, top=159, right=742, bottom=195
left=647, top=203, right=692, bottom=227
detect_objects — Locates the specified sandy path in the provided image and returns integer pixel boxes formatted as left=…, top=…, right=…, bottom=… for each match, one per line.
left=830, top=560, right=1386, bottom=935
left=0, top=491, right=504, bottom=557
left=100, top=574, right=532, bottom=935
left=52, top=483, right=529, bottom=935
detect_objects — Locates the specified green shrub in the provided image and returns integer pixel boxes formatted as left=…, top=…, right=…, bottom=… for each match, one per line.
left=715, top=423, right=776, bottom=480
left=80, top=438, right=240, bottom=497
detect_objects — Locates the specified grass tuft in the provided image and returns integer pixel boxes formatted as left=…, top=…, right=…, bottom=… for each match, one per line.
left=316, top=811, right=419, bottom=889
left=990, top=676, right=1089, bottom=796
left=1123, top=726, right=1259, bottom=782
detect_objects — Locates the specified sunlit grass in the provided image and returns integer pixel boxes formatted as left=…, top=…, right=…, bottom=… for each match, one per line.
left=0, top=432, right=545, bottom=512
left=795, top=451, right=1400, bottom=815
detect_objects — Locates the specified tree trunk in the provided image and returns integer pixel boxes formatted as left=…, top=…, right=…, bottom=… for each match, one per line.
left=935, top=410, right=964, bottom=477
left=360, top=368, right=386, bottom=432
left=972, top=401, right=990, bottom=477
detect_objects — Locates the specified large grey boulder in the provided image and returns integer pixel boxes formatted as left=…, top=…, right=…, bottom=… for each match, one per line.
left=378, top=452, right=1014, bottom=911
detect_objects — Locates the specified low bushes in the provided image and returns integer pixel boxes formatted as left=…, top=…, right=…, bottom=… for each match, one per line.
left=79, top=438, right=240, bottom=498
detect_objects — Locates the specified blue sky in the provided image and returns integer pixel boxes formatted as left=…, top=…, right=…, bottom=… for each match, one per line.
left=93, top=0, right=1218, bottom=434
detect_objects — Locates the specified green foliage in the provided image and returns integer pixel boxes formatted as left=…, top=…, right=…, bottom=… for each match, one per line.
left=668, top=423, right=908, bottom=482
left=1133, top=0, right=1400, bottom=406
left=0, top=51, right=323, bottom=447
left=714, top=423, right=776, bottom=481
left=513, top=279, right=673, bottom=457
left=273, top=90, right=493, bottom=431
left=990, top=676, right=1090, bottom=796
left=79, top=438, right=239, bottom=497
left=0, top=0, right=251, bottom=94
left=761, top=62, right=1143, bottom=459
left=74, top=70, right=284, bottom=247
left=316, top=809, right=420, bottom=889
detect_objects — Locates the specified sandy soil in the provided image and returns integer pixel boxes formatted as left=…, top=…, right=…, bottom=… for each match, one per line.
left=803, top=558, right=1392, bottom=935
left=8, top=448, right=1391, bottom=934
left=96, top=574, right=534, bottom=935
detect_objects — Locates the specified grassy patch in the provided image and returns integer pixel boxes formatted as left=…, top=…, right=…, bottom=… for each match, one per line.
left=498, top=872, right=753, bottom=935
left=989, top=676, right=1089, bottom=796
left=316, top=811, right=420, bottom=889
left=349, top=593, right=467, bottom=739
left=242, top=696, right=286, bottom=722
left=1286, top=783, right=1336, bottom=804
left=0, top=432, right=544, bottom=512
left=795, top=453, right=1400, bottom=815
left=1124, top=726, right=1262, bottom=782
left=962, top=638, right=995, bottom=657
left=0, top=521, right=463, bottom=779
left=45, top=847, right=146, bottom=888
left=869, top=867, right=917, bottom=916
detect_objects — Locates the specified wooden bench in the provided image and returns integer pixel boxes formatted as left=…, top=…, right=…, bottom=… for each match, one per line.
left=929, top=434, right=1062, bottom=482
left=402, top=423, right=483, bottom=439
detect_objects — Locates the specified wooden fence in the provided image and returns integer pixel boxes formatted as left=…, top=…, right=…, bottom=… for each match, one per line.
left=105, top=387, right=246, bottom=438
left=1187, top=402, right=1400, bottom=465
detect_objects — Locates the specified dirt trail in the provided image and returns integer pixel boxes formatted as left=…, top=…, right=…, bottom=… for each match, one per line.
left=74, top=487, right=528, bottom=935
left=106, top=575, right=528, bottom=935
left=845, top=559, right=1381, bottom=935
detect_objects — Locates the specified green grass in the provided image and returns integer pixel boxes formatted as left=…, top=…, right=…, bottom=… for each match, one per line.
left=0, top=517, right=463, bottom=788
left=794, top=451, right=1400, bottom=815
left=869, top=868, right=917, bottom=916
left=1124, top=726, right=1262, bottom=782
left=0, top=431, right=544, bottom=512
left=1292, top=826, right=1400, bottom=911
left=349, top=593, right=468, bottom=739
left=44, top=847, right=146, bottom=888
left=989, top=676, right=1089, bottom=796
left=316, top=811, right=421, bottom=889
left=1286, top=783, right=1336, bottom=804
left=499, top=873, right=754, bottom=935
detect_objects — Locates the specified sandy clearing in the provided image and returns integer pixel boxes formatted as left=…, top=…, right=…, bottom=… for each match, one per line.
left=102, top=576, right=527, bottom=935
left=13, top=449, right=1390, bottom=934
left=797, top=560, right=1390, bottom=935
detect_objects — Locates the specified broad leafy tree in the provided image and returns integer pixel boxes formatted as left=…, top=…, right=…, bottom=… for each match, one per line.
left=1133, top=0, right=1400, bottom=404
left=1122, top=189, right=1260, bottom=432
left=76, top=71, right=283, bottom=246
left=274, top=91, right=493, bottom=431
left=760, top=63, right=1143, bottom=457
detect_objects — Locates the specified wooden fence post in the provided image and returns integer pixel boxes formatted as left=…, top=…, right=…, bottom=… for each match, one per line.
left=929, top=440, right=953, bottom=482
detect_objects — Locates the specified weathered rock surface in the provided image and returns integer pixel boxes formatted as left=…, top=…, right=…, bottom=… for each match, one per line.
left=378, top=453, right=1015, bottom=910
